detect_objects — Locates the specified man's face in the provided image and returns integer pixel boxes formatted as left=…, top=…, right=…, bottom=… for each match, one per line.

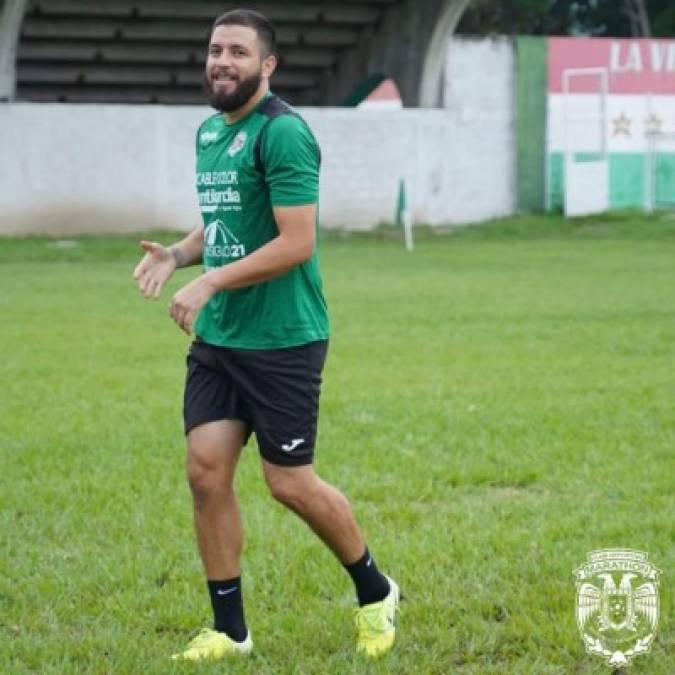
left=204, top=24, right=273, bottom=112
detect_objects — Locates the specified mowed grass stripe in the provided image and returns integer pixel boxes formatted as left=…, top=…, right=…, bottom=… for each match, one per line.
left=1, top=214, right=673, bottom=673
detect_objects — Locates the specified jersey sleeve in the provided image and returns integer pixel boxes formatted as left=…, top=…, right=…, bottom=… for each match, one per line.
left=261, top=115, right=320, bottom=206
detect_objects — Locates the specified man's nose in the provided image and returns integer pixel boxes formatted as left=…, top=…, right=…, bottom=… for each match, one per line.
left=212, top=52, right=233, bottom=68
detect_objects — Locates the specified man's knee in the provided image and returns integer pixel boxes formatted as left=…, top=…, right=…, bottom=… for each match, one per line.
left=185, top=420, right=244, bottom=500
left=263, top=463, right=318, bottom=511
left=186, top=445, right=231, bottom=505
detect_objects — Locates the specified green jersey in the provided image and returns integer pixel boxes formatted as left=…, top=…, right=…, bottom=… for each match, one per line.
left=193, top=93, right=329, bottom=349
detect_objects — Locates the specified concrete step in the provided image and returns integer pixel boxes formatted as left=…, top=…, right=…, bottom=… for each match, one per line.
left=27, top=0, right=380, bottom=25
left=22, top=16, right=358, bottom=46
left=19, top=40, right=340, bottom=70
left=16, top=83, right=204, bottom=104
left=18, top=41, right=201, bottom=64
left=16, top=83, right=313, bottom=105
left=18, top=63, right=175, bottom=85
left=17, top=62, right=319, bottom=89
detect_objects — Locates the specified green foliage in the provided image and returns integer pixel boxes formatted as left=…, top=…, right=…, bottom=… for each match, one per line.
left=647, top=0, right=675, bottom=37
left=459, top=0, right=675, bottom=37
left=1, top=215, right=674, bottom=673
left=458, top=0, right=572, bottom=36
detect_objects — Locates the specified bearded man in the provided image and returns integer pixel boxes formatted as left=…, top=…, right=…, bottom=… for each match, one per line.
left=133, top=8, right=400, bottom=663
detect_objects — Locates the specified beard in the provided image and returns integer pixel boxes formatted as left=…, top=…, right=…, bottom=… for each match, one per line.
left=204, top=69, right=262, bottom=112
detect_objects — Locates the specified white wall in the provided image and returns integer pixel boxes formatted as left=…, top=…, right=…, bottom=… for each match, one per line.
left=0, top=103, right=206, bottom=235
left=442, top=37, right=517, bottom=223
left=0, top=38, right=516, bottom=235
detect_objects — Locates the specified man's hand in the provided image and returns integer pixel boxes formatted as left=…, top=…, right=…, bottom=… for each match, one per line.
left=169, top=275, right=217, bottom=335
left=133, top=241, right=177, bottom=299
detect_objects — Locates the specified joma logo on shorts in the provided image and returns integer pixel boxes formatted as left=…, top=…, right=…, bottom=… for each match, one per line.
left=281, top=438, right=305, bottom=452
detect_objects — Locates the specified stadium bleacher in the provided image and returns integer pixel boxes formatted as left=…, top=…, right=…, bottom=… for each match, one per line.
left=16, top=0, right=393, bottom=105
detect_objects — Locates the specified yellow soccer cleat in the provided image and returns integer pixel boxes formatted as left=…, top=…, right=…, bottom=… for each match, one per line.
left=354, top=576, right=400, bottom=657
left=170, top=627, right=252, bottom=661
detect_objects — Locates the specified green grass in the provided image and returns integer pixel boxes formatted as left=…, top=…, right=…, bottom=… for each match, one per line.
left=1, top=213, right=673, bottom=674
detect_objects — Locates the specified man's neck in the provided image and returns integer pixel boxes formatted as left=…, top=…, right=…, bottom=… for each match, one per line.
left=224, top=83, right=270, bottom=125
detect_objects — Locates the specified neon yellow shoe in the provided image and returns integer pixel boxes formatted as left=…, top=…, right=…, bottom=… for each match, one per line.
left=354, top=576, right=400, bottom=657
left=170, top=628, right=252, bottom=661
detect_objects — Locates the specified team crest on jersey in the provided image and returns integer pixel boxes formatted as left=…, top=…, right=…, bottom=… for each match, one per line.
left=574, top=549, right=660, bottom=668
left=227, top=131, right=248, bottom=157
left=200, top=130, right=219, bottom=147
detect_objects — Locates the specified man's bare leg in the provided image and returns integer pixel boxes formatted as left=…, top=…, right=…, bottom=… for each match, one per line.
left=261, top=460, right=363, bottom=562
left=186, top=419, right=246, bottom=578
left=261, top=460, right=391, bottom=603
left=185, top=419, right=249, bottom=643
left=261, top=460, right=399, bottom=656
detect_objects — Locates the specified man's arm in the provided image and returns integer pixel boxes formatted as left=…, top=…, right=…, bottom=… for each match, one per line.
left=209, top=203, right=315, bottom=288
left=167, top=226, right=205, bottom=269
left=133, top=226, right=204, bottom=299
left=168, top=204, right=315, bottom=333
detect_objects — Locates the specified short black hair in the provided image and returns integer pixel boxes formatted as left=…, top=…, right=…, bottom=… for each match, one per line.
left=211, top=9, right=277, bottom=57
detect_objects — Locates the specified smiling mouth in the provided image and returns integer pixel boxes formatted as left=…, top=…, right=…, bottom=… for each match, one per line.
left=211, top=72, right=238, bottom=87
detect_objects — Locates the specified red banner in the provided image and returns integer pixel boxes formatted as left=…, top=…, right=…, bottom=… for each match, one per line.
left=548, top=37, right=675, bottom=95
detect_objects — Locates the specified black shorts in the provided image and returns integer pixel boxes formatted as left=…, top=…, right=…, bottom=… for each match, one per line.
left=183, top=339, right=328, bottom=467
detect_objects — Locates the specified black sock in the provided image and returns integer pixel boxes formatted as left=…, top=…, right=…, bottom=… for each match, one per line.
left=343, top=547, right=391, bottom=606
left=207, top=577, right=247, bottom=642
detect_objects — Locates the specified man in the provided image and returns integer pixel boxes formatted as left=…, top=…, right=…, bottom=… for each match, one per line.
left=133, top=8, right=399, bottom=662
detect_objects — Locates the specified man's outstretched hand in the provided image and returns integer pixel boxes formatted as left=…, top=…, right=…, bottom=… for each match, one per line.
left=133, top=241, right=177, bottom=299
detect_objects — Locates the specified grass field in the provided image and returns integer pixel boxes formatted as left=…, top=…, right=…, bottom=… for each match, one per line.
left=1, top=213, right=673, bottom=674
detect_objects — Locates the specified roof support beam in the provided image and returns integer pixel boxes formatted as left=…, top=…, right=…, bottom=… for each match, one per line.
left=419, top=0, right=471, bottom=106
left=326, top=0, right=470, bottom=107
left=0, top=0, right=28, bottom=100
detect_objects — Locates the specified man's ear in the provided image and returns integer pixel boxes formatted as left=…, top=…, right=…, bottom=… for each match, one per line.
left=262, top=54, right=277, bottom=79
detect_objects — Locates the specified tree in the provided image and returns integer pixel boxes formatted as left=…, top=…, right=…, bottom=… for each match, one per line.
left=456, top=0, right=571, bottom=36
left=457, top=0, right=675, bottom=38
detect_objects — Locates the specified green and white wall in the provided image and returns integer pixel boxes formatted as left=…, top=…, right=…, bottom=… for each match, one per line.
left=517, top=36, right=675, bottom=213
